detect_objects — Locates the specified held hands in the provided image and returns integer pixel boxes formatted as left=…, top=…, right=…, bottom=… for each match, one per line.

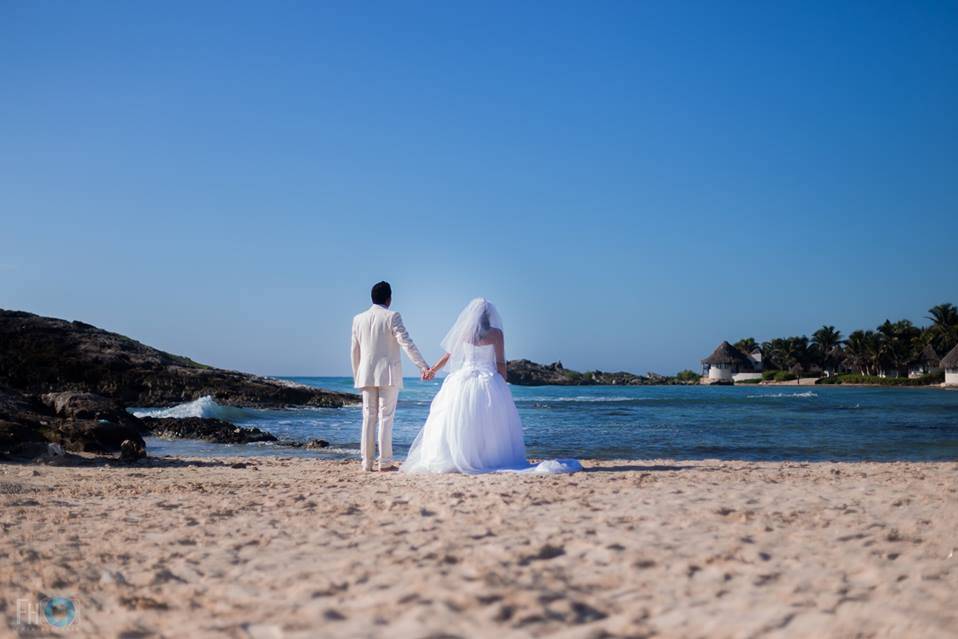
left=421, top=353, right=450, bottom=381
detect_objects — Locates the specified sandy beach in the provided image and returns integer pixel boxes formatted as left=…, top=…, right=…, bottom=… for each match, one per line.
left=2, top=457, right=956, bottom=638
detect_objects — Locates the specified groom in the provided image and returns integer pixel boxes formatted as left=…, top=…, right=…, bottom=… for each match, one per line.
left=351, top=281, right=430, bottom=472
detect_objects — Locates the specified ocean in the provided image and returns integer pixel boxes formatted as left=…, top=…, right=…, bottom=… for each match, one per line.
left=136, top=377, right=958, bottom=462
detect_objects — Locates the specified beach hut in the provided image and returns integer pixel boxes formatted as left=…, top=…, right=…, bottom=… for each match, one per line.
left=909, top=344, right=941, bottom=378
left=942, top=344, right=958, bottom=387
left=701, top=341, right=753, bottom=382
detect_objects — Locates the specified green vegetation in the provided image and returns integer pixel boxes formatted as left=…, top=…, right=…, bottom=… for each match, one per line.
left=675, top=369, right=701, bottom=383
left=736, top=302, right=957, bottom=378
left=816, top=372, right=944, bottom=386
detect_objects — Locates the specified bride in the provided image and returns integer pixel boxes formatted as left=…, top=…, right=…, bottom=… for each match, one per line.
left=400, top=298, right=580, bottom=475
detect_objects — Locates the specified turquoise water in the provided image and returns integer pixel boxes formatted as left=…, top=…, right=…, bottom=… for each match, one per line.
left=142, top=377, right=958, bottom=462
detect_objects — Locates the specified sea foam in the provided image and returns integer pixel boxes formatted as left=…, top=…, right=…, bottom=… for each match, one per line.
left=746, top=391, right=818, bottom=399
left=132, top=396, right=254, bottom=421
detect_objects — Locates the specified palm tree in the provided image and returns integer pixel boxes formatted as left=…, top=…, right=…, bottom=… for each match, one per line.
left=790, top=336, right=812, bottom=371
left=764, top=338, right=792, bottom=370
left=734, top=337, right=758, bottom=354
left=812, top=325, right=843, bottom=372
left=927, top=303, right=958, bottom=354
left=927, top=303, right=958, bottom=327
left=876, top=319, right=920, bottom=376
left=864, top=331, right=884, bottom=376
left=812, top=325, right=842, bottom=352
left=846, top=330, right=880, bottom=375
left=763, top=336, right=811, bottom=372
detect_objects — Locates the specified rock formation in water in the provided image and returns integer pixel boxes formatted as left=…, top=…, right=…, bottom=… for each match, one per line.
left=140, top=417, right=278, bottom=444
left=0, top=309, right=357, bottom=408
left=505, top=359, right=687, bottom=386
left=0, top=309, right=359, bottom=459
left=1, top=384, right=330, bottom=458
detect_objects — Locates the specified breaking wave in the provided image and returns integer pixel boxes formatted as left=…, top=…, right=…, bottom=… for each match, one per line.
left=746, top=392, right=818, bottom=399
left=131, top=396, right=255, bottom=421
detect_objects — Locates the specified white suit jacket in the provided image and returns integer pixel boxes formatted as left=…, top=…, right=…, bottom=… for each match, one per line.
left=352, top=304, right=428, bottom=389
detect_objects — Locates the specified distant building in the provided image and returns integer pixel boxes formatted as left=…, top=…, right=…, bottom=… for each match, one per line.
left=746, top=345, right=763, bottom=372
left=701, top=341, right=757, bottom=382
left=942, top=344, right=958, bottom=387
left=909, top=344, right=941, bottom=379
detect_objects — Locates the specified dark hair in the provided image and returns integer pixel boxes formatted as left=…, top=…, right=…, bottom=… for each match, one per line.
left=479, top=310, right=490, bottom=331
left=371, top=281, right=392, bottom=305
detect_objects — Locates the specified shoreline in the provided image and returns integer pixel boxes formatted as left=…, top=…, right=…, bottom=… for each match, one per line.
left=742, top=379, right=951, bottom=388
left=288, top=376, right=951, bottom=390
left=4, top=456, right=956, bottom=637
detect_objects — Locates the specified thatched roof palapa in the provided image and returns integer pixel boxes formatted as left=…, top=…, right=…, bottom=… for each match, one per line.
left=701, top=341, right=752, bottom=366
left=941, top=343, right=958, bottom=370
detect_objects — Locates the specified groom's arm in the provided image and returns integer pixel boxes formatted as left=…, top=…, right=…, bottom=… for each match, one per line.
left=351, top=320, right=361, bottom=380
left=390, top=312, right=429, bottom=371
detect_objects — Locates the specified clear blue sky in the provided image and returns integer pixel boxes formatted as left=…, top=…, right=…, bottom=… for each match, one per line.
left=2, top=2, right=956, bottom=376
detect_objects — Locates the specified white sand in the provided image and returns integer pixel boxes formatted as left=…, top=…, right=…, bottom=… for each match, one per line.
left=2, top=457, right=956, bottom=638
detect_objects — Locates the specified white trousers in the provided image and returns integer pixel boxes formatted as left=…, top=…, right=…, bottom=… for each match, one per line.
left=361, top=385, right=399, bottom=468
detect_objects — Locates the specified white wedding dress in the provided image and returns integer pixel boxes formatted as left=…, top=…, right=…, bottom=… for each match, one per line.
left=400, top=299, right=580, bottom=475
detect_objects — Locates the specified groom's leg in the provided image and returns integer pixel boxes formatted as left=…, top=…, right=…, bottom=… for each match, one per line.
left=360, top=386, right=380, bottom=471
left=378, top=385, right=399, bottom=466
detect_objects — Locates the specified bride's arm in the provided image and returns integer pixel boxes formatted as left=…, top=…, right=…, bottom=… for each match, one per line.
left=428, top=353, right=451, bottom=377
left=494, top=331, right=507, bottom=379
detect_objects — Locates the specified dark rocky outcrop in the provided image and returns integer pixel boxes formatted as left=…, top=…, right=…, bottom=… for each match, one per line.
left=0, top=420, right=48, bottom=457
left=48, top=418, right=147, bottom=455
left=1, top=384, right=329, bottom=459
left=281, top=438, right=331, bottom=450
left=506, top=360, right=689, bottom=386
left=139, top=416, right=334, bottom=449
left=0, top=384, right=57, bottom=457
left=38, top=391, right=147, bottom=454
left=41, top=391, right=145, bottom=432
left=120, top=438, right=147, bottom=461
left=0, top=385, right=145, bottom=456
left=0, top=309, right=358, bottom=408
left=506, top=360, right=583, bottom=386
left=140, top=417, right=278, bottom=444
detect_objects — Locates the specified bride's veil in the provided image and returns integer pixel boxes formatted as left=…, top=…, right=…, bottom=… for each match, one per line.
left=440, top=298, right=503, bottom=372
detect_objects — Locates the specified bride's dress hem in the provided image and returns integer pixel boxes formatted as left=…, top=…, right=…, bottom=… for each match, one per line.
left=401, top=458, right=583, bottom=476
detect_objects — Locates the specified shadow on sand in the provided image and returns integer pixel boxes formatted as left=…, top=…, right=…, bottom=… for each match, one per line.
left=585, top=464, right=694, bottom=473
